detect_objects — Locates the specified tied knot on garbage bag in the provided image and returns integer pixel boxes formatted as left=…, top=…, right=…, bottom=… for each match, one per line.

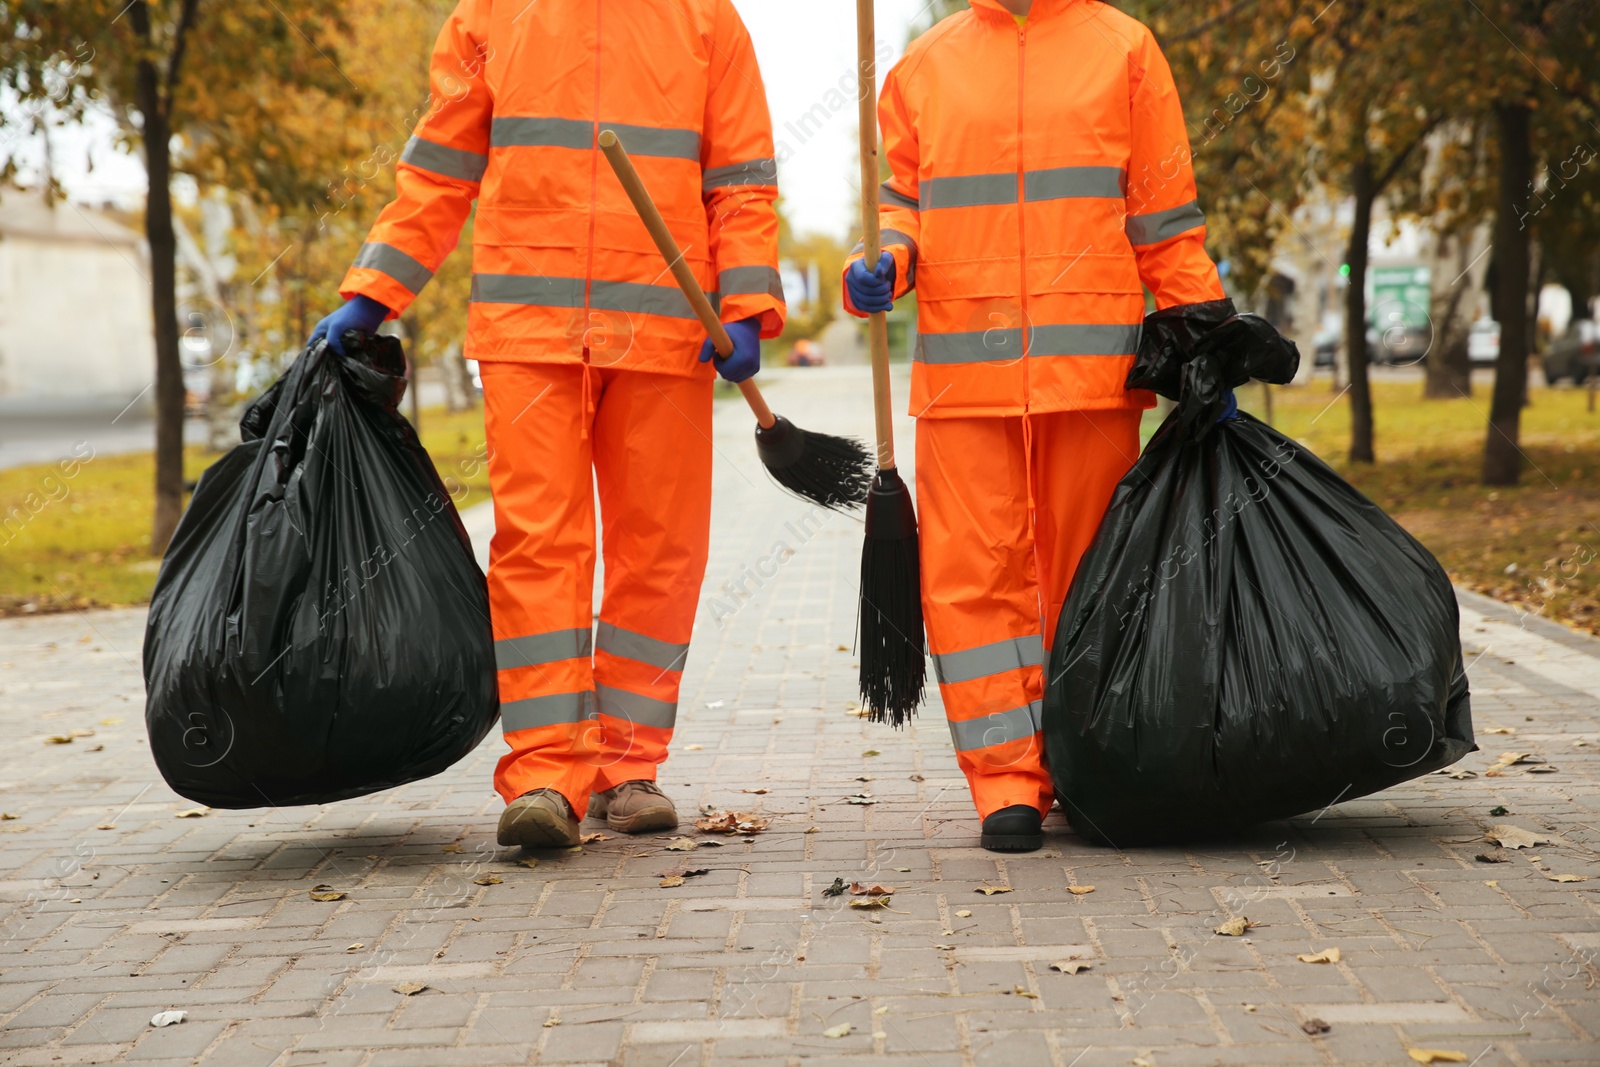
left=1125, top=298, right=1301, bottom=442
left=143, top=333, right=498, bottom=809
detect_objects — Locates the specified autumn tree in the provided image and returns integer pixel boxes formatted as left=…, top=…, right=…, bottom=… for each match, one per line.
left=0, top=1, right=356, bottom=551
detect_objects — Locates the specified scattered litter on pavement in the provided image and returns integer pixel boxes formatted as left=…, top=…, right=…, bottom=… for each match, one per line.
left=1548, top=874, right=1586, bottom=883
left=441, top=843, right=462, bottom=853
left=664, top=837, right=700, bottom=851
left=1483, top=726, right=1515, bottom=735
left=1475, top=848, right=1509, bottom=863
left=173, top=807, right=209, bottom=818
left=849, top=897, right=891, bottom=909
left=515, top=857, right=539, bottom=869
left=954, top=909, right=972, bottom=918
left=392, top=982, right=427, bottom=996
left=823, top=1023, right=852, bottom=1038
left=1067, top=885, right=1095, bottom=895
left=473, top=875, right=502, bottom=886
left=1010, top=984, right=1037, bottom=998
left=1484, top=824, right=1551, bottom=849
left=44, top=736, right=73, bottom=745
left=845, top=794, right=875, bottom=805
left=850, top=883, right=893, bottom=896
left=1302, top=1018, right=1331, bottom=1035
left=308, top=885, right=346, bottom=902
left=1051, top=960, right=1090, bottom=974
left=741, top=788, right=769, bottom=794
left=975, top=886, right=1012, bottom=896
left=1215, top=917, right=1253, bottom=936
left=580, top=832, right=611, bottom=844
left=862, top=750, right=881, bottom=757
left=1489, top=805, right=1509, bottom=816
left=149, top=1010, right=186, bottom=1027
left=346, top=943, right=363, bottom=952
left=822, top=878, right=847, bottom=897
left=1297, top=947, right=1341, bottom=964
left=694, top=810, right=769, bottom=834
left=1406, top=1050, right=1468, bottom=1064
left=704, top=701, right=724, bottom=709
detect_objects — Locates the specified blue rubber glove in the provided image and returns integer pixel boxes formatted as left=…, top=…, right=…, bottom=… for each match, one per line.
left=309, top=294, right=390, bottom=356
left=845, top=252, right=895, bottom=314
left=1217, top=388, right=1238, bottom=423
left=699, top=317, right=762, bottom=382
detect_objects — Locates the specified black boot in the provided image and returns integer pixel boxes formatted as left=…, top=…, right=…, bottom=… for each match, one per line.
left=980, top=805, right=1043, bottom=852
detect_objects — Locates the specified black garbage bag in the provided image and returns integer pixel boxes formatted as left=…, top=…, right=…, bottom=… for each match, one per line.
left=1043, top=302, right=1474, bottom=845
left=144, top=334, right=498, bottom=808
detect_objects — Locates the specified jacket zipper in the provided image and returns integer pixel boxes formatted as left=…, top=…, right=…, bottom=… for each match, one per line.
left=583, top=0, right=603, bottom=358
left=1016, top=20, right=1030, bottom=413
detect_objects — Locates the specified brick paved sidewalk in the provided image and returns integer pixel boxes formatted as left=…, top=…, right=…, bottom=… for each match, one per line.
left=1, top=367, right=1597, bottom=1067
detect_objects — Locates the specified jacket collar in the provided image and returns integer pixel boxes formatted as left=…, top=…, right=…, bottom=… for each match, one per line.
left=967, top=0, right=1087, bottom=25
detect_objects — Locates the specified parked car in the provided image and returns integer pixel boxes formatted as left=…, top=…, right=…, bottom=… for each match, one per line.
left=1367, top=323, right=1431, bottom=366
left=1312, top=326, right=1339, bottom=368
left=1467, top=319, right=1501, bottom=366
left=1543, top=319, right=1597, bottom=384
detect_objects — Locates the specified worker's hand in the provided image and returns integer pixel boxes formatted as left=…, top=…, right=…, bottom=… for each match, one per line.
left=309, top=294, right=390, bottom=356
left=1217, top=388, right=1238, bottom=423
left=699, top=316, right=762, bottom=383
left=845, top=253, right=896, bottom=314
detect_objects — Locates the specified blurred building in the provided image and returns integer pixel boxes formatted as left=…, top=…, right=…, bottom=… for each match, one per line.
left=0, top=187, right=154, bottom=411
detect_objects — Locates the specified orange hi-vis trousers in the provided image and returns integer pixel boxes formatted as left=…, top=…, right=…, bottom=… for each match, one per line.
left=481, top=361, right=712, bottom=816
left=916, top=409, right=1142, bottom=820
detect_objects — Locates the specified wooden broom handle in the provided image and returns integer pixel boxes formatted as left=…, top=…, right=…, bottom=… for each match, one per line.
left=598, top=130, right=775, bottom=429
left=855, top=0, right=895, bottom=470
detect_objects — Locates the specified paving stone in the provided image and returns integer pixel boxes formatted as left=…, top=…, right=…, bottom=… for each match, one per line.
left=3, top=368, right=1600, bottom=1065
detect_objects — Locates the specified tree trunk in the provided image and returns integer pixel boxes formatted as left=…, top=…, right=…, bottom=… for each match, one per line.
left=1425, top=237, right=1472, bottom=399
left=137, top=52, right=185, bottom=554
left=1344, top=159, right=1376, bottom=464
left=441, top=343, right=476, bottom=412
left=401, top=310, right=422, bottom=431
left=1483, top=102, right=1534, bottom=486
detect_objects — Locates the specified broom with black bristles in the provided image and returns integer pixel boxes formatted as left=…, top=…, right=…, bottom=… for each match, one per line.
left=853, top=0, right=926, bottom=726
left=598, top=130, right=873, bottom=513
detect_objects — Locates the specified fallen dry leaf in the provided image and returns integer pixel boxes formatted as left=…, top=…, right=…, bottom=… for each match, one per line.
left=1485, top=824, right=1551, bottom=850
left=580, top=832, right=611, bottom=844
left=43, top=736, right=72, bottom=745
left=440, top=843, right=462, bottom=854
left=149, top=1010, right=186, bottom=1027
left=664, top=837, right=699, bottom=852
left=1243, top=1004, right=1258, bottom=1013
left=908, top=773, right=925, bottom=782
left=1475, top=848, right=1509, bottom=863
left=822, top=878, right=847, bottom=897
left=845, top=794, right=876, bottom=805
left=1484, top=880, right=1499, bottom=888
left=1548, top=874, right=1587, bottom=883
left=309, top=885, right=347, bottom=902
left=975, top=886, right=1012, bottom=896
left=95, top=823, right=116, bottom=830
left=1406, top=1051, right=1468, bottom=1064
left=1215, top=917, right=1254, bottom=936
left=1297, top=947, right=1341, bottom=964
left=850, top=883, right=895, bottom=896
left=173, top=807, right=209, bottom=819
left=86, top=744, right=104, bottom=752
left=954, top=909, right=973, bottom=918
left=659, top=876, right=685, bottom=888
left=1051, top=960, right=1091, bottom=974
left=1011, top=984, right=1037, bottom=998
left=1066, top=885, right=1095, bottom=895
left=694, top=810, right=770, bottom=835
left=849, top=897, right=892, bottom=909
left=1483, top=726, right=1516, bottom=735
left=543, top=1011, right=560, bottom=1028
left=1302, top=1018, right=1331, bottom=1035
left=741, top=788, right=769, bottom=795
left=516, top=858, right=539, bottom=869
left=683, top=743, right=704, bottom=751
left=1527, top=766, right=1558, bottom=774
left=0, top=813, right=16, bottom=820
left=822, top=1022, right=852, bottom=1038
left=100, top=717, right=123, bottom=726
left=804, top=826, right=820, bottom=834
left=392, top=982, right=427, bottom=996
left=346, top=943, right=363, bottom=952
left=862, top=750, right=881, bottom=757
left=473, top=875, right=502, bottom=886
left=69, top=728, right=94, bottom=738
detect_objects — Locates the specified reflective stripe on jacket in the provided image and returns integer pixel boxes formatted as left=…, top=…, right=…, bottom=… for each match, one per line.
left=341, top=0, right=786, bottom=373
left=845, top=0, right=1225, bottom=417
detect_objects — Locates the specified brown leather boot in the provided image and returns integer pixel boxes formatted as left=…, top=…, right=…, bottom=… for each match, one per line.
left=586, top=780, right=679, bottom=834
left=497, top=788, right=580, bottom=848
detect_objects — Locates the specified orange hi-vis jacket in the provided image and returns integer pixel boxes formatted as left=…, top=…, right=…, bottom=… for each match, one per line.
left=845, top=0, right=1226, bottom=418
left=340, top=0, right=786, bottom=374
